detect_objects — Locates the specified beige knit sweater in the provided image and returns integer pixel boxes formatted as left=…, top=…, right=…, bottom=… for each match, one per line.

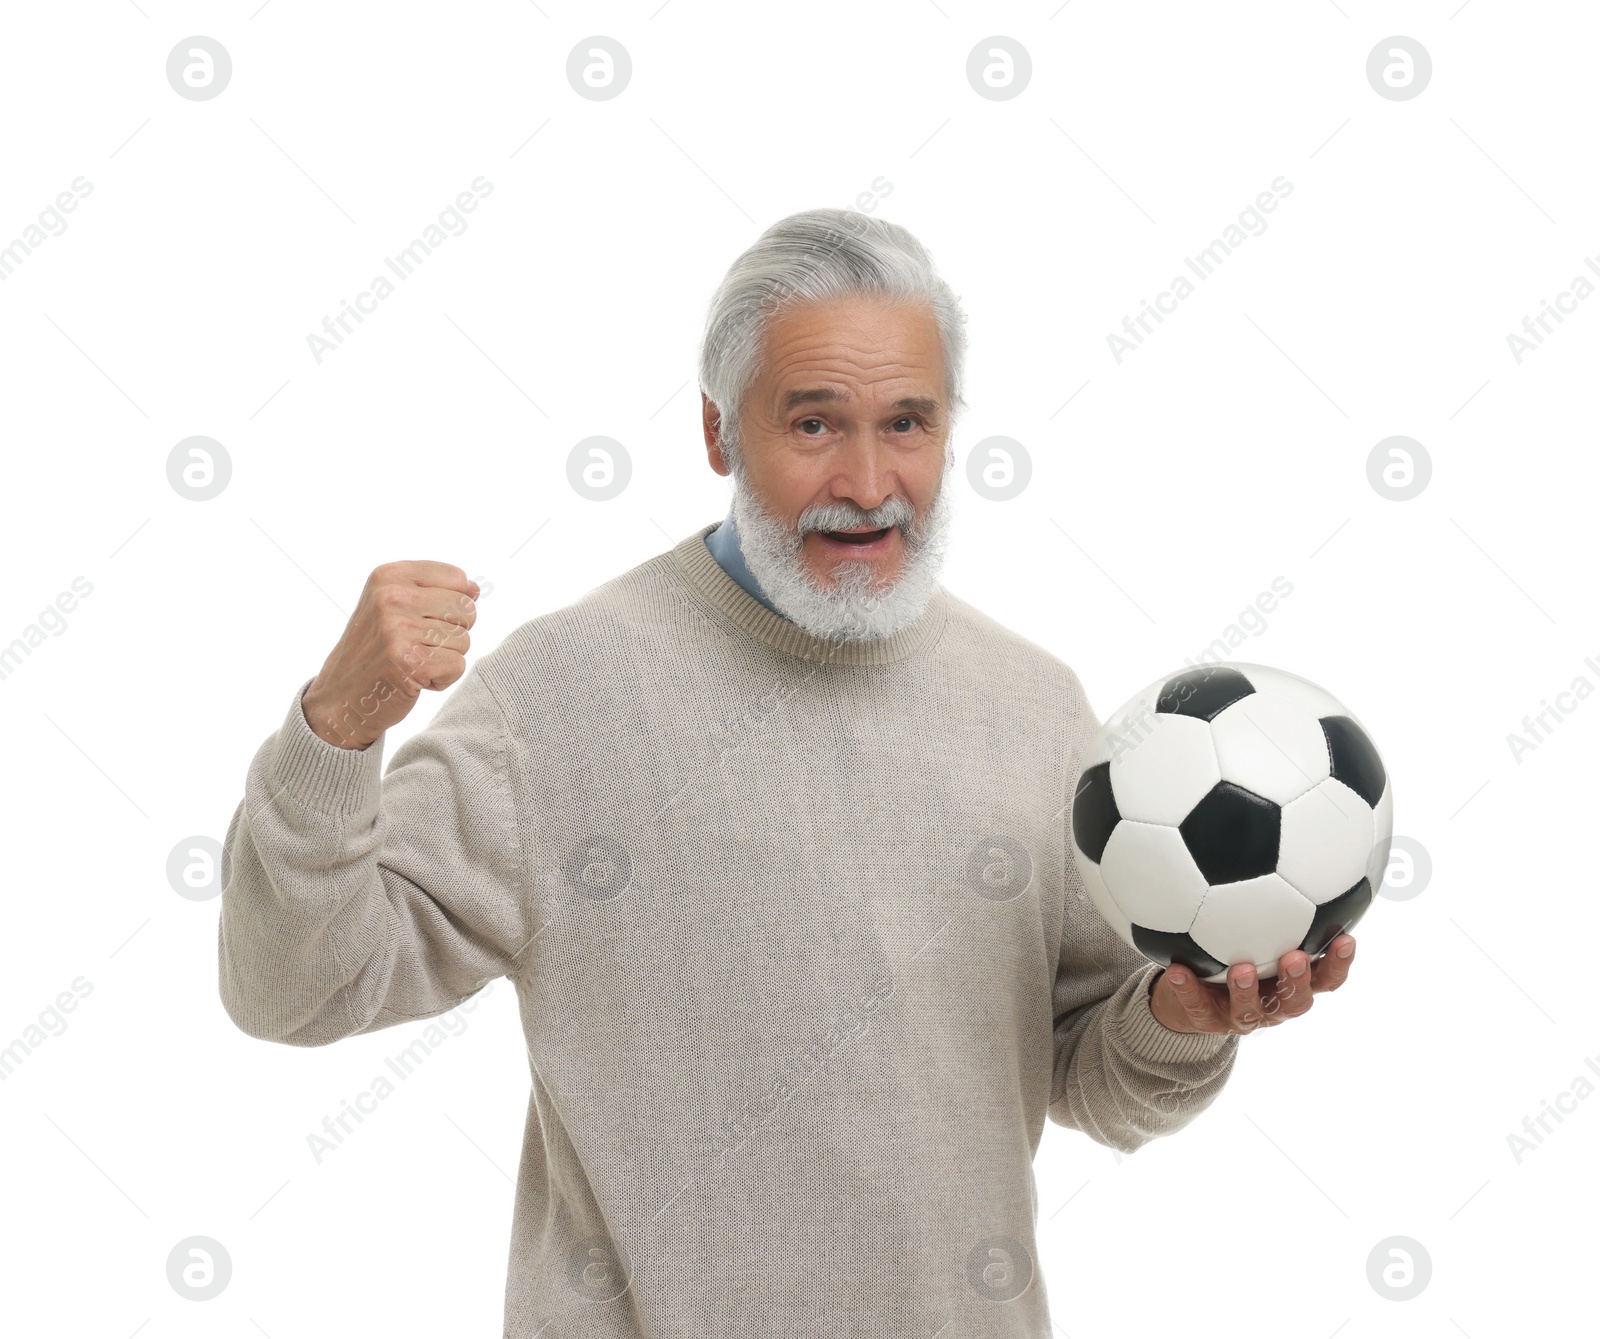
left=218, top=520, right=1238, bottom=1337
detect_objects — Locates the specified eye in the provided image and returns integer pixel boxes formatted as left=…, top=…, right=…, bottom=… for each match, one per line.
left=891, top=416, right=923, bottom=433
left=797, top=417, right=828, bottom=435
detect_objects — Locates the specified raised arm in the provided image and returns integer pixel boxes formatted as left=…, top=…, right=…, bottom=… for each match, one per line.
left=217, top=562, right=537, bottom=1046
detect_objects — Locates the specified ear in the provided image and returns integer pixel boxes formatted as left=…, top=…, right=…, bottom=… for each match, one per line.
left=703, top=392, right=730, bottom=476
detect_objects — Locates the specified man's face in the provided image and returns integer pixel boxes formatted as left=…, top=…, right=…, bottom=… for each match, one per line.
left=700, top=297, right=956, bottom=642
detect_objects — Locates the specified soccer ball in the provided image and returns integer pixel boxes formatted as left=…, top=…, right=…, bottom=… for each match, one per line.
left=1070, top=662, right=1392, bottom=984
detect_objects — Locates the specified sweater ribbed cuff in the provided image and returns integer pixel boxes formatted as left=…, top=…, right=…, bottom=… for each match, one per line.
left=1118, top=964, right=1237, bottom=1065
left=266, top=676, right=386, bottom=819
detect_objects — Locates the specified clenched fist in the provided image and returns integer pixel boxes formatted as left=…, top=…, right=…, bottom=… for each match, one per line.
left=301, top=561, right=480, bottom=750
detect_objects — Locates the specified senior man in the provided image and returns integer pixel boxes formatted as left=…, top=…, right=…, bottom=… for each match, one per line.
left=218, top=206, right=1356, bottom=1338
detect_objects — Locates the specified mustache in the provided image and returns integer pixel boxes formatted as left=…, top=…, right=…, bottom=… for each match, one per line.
left=798, top=500, right=916, bottom=535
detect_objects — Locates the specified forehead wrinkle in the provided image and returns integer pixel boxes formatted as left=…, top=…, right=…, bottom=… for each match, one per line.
left=759, top=304, right=944, bottom=417
left=764, top=304, right=938, bottom=376
left=766, top=343, right=941, bottom=403
left=765, top=331, right=902, bottom=374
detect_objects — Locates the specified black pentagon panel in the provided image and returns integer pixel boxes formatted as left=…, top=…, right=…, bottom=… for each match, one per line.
left=1299, top=877, right=1373, bottom=956
left=1131, top=925, right=1228, bottom=979
left=1155, top=666, right=1256, bottom=721
left=1072, top=761, right=1120, bottom=863
left=1320, top=716, right=1386, bottom=807
left=1179, top=781, right=1280, bottom=884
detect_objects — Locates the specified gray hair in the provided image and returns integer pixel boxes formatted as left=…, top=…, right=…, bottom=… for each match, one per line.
left=698, top=207, right=968, bottom=465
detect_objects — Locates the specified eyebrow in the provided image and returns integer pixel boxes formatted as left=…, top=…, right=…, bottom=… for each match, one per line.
left=780, top=386, right=941, bottom=417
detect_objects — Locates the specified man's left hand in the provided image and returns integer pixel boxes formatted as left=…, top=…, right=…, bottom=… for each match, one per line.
left=1149, top=934, right=1356, bottom=1035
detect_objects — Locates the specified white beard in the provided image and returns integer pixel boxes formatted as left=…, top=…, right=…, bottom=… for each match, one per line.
left=726, top=447, right=956, bottom=645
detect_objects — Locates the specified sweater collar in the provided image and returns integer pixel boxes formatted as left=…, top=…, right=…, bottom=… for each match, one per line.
left=672, top=521, right=948, bottom=667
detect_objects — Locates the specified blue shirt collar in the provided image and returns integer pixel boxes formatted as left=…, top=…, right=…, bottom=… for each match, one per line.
left=703, top=503, right=782, bottom=616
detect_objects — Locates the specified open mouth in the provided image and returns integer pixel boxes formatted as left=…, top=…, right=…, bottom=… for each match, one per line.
left=820, top=526, right=892, bottom=545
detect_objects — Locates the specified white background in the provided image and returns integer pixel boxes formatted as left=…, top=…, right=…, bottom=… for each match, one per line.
left=1, top=2, right=1593, bottom=1335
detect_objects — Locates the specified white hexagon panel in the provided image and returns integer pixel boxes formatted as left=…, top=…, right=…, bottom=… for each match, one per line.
left=1189, top=874, right=1317, bottom=983
left=1106, top=713, right=1219, bottom=826
left=1098, top=820, right=1209, bottom=933
left=1278, top=776, right=1375, bottom=905
left=1209, top=690, right=1331, bottom=806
